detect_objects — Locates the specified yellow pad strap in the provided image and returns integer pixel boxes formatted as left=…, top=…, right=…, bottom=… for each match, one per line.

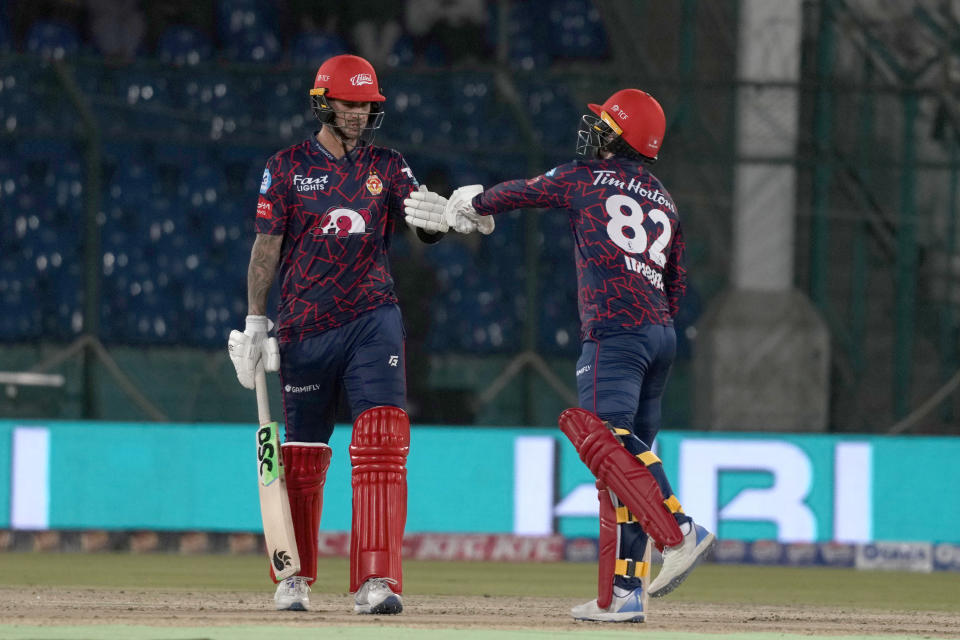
left=615, top=506, right=638, bottom=523
left=611, top=427, right=631, bottom=436
left=637, top=451, right=661, bottom=466
left=615, top=559, right=650, bottom=578
left=664, top=494, right=684, bottom=514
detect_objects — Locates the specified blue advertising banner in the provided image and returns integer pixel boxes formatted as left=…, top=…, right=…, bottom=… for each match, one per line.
left=1, top=420, right=958, bottom=544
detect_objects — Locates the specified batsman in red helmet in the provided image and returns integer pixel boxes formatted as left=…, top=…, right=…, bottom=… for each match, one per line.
left=228, top=54, right=469, bottom=615
left=406, top=89, right=715, bottom=623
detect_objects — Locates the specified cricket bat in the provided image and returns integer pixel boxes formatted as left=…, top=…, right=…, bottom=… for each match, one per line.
left=254, top=362, right=300, bottom=581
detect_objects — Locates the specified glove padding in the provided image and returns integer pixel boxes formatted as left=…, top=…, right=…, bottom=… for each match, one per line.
left=404, top=185, right=449, bottom=233
left=444, top=184, right=494, bottom=235
left=228, top=315, right=280, bottom=390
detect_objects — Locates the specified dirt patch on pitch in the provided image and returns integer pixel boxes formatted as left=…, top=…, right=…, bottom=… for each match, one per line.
left=1, top=587, right=958, bottom=636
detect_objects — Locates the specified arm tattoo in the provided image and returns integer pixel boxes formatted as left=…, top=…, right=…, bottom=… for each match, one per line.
left=247, top=234, right=282, bottom=315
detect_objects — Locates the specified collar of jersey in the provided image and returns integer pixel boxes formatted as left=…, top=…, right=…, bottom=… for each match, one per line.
left=310, top=132, right=369, bottom=163
left=310, top=133, right=337, bottom=160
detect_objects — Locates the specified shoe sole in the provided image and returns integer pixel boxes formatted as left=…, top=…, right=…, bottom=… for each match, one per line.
left=649, top=533, right=716, bottom=598
left=355, top=595, right=403, bottom=615
left=276, top=601, right=308, bottom=611
left=572, top=612, right=645, bottom=623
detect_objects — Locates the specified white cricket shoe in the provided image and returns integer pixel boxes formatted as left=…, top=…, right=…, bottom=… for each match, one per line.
left=570, top=585, right=646, bottom=623
left=354, top=577, right=403, bottom=615
left=274, top=576, right=310, bottom=611
left=648, top=521, right=715, bottom=597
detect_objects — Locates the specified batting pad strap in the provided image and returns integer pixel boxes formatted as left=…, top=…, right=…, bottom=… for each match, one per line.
left=615, top=559, right=650, bottom=579
left=637, top=451, right=661, bottom=466
left=664, top=494, right=684, bottom=514
left=615, top=506, right=638, bottom=524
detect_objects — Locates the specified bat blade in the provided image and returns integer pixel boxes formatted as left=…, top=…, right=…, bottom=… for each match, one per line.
left=257, top=420, right=300, bottom=581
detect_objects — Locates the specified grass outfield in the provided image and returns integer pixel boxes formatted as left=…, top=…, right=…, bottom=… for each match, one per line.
left=0, top=552, right=958, bottom=612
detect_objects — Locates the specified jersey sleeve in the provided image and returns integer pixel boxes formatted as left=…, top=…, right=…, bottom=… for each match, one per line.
left=472, top=161, right=585, bottom=215
left=664, top=221, right=687, bottom=317
left=387, top=151, right=420, bottom=222
left=254, top=155, right=287, bottom=236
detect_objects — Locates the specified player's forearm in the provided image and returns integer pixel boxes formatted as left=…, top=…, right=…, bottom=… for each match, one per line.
left=248, top=233, right=282, bottom=315
left=473, top=179, right=559, bottom=215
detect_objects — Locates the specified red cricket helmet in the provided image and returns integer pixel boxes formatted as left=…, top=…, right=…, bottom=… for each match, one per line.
left=309, top=54, right=385, bottom=103
left=583, top=89, right=665, bottom=160
left=309, top=54, right=386, bottom=144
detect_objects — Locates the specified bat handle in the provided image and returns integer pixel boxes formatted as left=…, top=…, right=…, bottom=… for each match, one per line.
left=254, top=361, right=271, bottom=426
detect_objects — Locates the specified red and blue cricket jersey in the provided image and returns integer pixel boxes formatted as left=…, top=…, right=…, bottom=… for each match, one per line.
left=472, top=157, right=686, bottom=339
left=255, top=135, right=420, bottom=342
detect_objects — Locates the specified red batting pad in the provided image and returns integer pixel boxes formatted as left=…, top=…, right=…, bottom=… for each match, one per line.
left=273, top=443, right=331, bottom=584
left=349, top=406, right=410, bottom=593
left=559, top=408, right=682, bottom=548
left=596, top=481, right=618, bottom=609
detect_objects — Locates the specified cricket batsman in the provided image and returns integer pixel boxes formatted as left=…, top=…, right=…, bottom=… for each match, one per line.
left=228, top=54, right=454, bottom=615
left=405, top=88, right=715, bottom=623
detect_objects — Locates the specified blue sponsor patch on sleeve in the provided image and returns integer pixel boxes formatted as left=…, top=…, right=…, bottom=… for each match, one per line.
left=545, top=167, right=558, bottom=177
left=260, top=168, right=272, bottom=194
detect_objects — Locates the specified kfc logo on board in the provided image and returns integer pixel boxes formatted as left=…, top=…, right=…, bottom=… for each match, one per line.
left=350, top=73, right=373, bottom=86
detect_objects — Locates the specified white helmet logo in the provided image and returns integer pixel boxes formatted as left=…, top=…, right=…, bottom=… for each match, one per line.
left=350, top=73, right=373, bottom=86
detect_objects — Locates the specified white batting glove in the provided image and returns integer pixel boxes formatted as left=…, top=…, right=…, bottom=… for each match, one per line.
left=227, top=315, right=280, bottom=390
left=445, top=184, right=495, bottom=235
left=404, top=185, right=449, bottom=233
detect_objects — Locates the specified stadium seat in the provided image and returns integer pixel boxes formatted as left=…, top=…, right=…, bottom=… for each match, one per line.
left=44, top=260, right=84, bottom=339
left=184, top=277, right=246, bottom=347
left=179, top=73, right=251, bottom=139
left=387, top=75, right=452, bottom=148
left=252, top=76, right=310, bottom=140
left=25, top=20, right=80, bottom=60
left=0, top=261, right=41, bottom=340
left=178, top=164, right=228, bottom=211
left=449, top=73, right=494, bottom=149
left=524, top=80, right=581, bottom=150
left=106, top=70, right=181, bottom=136
left=486, top=1, right=552, bottom=70
left=105, top=161, right=161, bottom=208
left=548, top=0, right=610, bottom=59
left=386, top=35, right=415, bottom=69
left=217, top=0, right=274, bottom=41
left=290, top=31, right=349, bottom=67
left=225, top=26, right=282, bottom=64
left=0, top=18, right=9, bottom=53
left=43, top=160, right=84, bottom=219
left=157, top=25, right=214, bottom=67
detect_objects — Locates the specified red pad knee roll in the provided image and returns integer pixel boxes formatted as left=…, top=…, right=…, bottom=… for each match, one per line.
left=349, top=406, right=410, bottom=593
left=559, top=408, right=682, bottom=548
left=275, top=443, right=331, bottom=585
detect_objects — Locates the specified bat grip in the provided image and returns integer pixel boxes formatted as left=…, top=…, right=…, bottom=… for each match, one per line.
left=254, top=361, right=271, bottom=426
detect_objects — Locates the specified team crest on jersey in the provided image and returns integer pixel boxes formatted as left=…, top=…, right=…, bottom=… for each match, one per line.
left=314, top=207, right=371, bottom=238
left=365, top=172, right=383, bottom=195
